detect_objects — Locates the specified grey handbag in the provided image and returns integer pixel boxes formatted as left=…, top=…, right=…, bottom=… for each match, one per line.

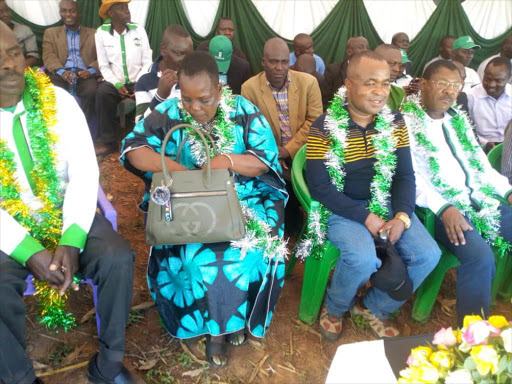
left=145, top=123, right=246, bottom=246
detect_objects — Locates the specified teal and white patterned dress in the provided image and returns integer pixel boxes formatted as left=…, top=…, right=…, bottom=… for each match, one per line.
left=120, top=96, right=287, bottom=339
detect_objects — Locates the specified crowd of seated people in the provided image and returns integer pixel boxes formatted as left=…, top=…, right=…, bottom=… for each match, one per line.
left=1, top=0, right=511, bottom=382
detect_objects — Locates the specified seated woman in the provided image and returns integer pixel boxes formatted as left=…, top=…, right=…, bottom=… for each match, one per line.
left=120, top=51, right=287, bottom=366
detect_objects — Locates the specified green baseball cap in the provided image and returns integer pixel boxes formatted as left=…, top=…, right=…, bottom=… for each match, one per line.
left=400, top=49, right=411, bottom=64
left=209, top=35, right=232, bottom=73
left=452, top=36, right=481, bottom=50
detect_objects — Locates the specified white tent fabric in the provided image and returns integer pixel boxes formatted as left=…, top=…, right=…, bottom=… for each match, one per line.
left=462, top=0, right=512, bottom=39
left=6, top=0, right=511, bottom=43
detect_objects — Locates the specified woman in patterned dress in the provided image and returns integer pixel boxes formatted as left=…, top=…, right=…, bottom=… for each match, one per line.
left=120, top=52, right=287, bottom=366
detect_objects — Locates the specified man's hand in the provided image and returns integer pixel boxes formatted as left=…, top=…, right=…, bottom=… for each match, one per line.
left=26, top=250, right=65, bottom=287
left=507, top=194, right=512, bottom=206
left=441, top=206, right=473, bottom=246
left=484, top=142, right=496, bottom=153
left=278, top=146, right=290, bottom=160
left=364, top=213, right=386, bottom=238
left=49, top=245, right=80, bottom=296
left=118, top=85, right=133, bottom=98
left=60, top=70, right=75, bottom=84
left=404, top=81, right=420, bottom=95
left=77, top=69, right=91, bottom=80
left=379, top=218, right=406, bottom=244
left=156, top=69, right=178, bottom=100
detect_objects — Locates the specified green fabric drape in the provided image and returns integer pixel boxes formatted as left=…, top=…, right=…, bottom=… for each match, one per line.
left=312, top=0, right=383, bottom=65
left=76, top=0, right=102, bottom=29
left=409, top=0, right=512, bottom=77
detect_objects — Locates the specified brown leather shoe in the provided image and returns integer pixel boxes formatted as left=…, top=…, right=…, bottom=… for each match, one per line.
left=94, top=142, right=118, bottom=157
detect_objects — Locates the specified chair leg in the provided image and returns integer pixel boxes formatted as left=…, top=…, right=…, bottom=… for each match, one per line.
left=86, top=279, right=101, bottom=335
left=286, top=222, right=307, bottom=277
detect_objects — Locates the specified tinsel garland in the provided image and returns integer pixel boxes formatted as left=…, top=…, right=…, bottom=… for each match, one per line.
left=178, top=87, right=236, bottom=167
left=0, top=68, right=76, bottom=331
left=402, top=93, right=511, bottom=258
left=295, top=87, right=398, bottom=260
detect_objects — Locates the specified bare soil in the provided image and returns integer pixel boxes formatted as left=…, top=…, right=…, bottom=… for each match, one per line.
left=24, top=152, right=512, bottom=384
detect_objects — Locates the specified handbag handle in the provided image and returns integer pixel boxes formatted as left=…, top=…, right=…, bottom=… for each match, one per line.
left=175, top=129, right=218, bottom=163
left=160, top=123, right=218, bottom=188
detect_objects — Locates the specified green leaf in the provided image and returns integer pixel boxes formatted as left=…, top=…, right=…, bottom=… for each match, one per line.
left=464, top=356, right=476, bottom=371
left=471, top=369, right=482, bottom=382
left=498, top=355, right=508, bottom=374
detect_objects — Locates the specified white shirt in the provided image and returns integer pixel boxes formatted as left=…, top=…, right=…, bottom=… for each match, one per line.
left=95, top=20, right=152, bottom=88
left=405, top=111, right=511, bottom=215
left=463, top=67, right=481, bottom=92
left=395, top=73, right=413, bottom=88
left=477, top=54, right=512, bottom=84
left=467, top=83, right=512, bottom=146
left=0, top=87, right=99, bottom=263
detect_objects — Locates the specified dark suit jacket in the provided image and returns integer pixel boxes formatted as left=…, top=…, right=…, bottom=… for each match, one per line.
left=227, top=55, right=251, bottom=95
left=197, top=39, right=248, bottom=62
left=241, top=70, right=323, bottom=158
left=322, top=60, right=348, bottom=110
left=42, top=25, right=99, bottom=73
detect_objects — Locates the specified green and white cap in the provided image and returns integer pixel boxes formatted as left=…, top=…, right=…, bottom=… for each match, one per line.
left=209, top=35, right=232, bottom=73
left=452, top=36, right=481, bottom=50
left=400, top=49, right=411, bottom=64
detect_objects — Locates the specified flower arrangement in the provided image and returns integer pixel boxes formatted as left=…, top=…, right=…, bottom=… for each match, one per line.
left=399, top=315, right=512, bottom=383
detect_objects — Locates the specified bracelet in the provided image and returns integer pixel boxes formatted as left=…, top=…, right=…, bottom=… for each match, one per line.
left=221, top=153, right=234, bottom=169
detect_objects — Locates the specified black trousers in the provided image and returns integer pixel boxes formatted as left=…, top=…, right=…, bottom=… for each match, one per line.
left=0, top=214, right=134, bottom=384
left=49, top=74, right=98, bottom=122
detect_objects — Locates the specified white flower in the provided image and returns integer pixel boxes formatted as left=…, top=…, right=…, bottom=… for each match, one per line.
left=501, top=328, right=512, bottom=353
left=444, top=369, right=473, bottom=384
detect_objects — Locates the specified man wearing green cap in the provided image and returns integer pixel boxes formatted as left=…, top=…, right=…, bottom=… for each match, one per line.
left=451, top=35, right=481, bottom=92
left=209, top=35, right=250, bottom=95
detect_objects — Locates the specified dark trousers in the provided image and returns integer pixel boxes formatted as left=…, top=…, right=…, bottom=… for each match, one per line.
left=95, top=81, right=125, bottom=145
left=434, top=203, right=512, bottom=326
left=0, top=214, right=134, bottom=384
left=49, top=74, right=98, bottom=122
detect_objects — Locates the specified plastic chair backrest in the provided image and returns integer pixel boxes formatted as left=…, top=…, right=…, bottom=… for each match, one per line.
left=291, top=145, right=313, bottom=211
left=487, top=143, right=503, bottom=173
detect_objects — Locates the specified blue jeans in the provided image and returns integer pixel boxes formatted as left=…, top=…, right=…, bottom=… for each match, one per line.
left=435, top=203, right=512, bottom=326
left=325, top=208, right=441, bottom=319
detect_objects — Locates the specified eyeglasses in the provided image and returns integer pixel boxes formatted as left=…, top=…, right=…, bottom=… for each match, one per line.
left=429, top=80, right=463, bottom=91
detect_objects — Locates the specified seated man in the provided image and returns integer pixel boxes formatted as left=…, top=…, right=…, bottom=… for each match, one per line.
left=423, top=35, right=455, bottom=74
left=477, top=35, right=512, bottom=83
left=307, top=51, right=440, bottom=340
left=135, top=24, right=192, bottom=122
left=403, top=60, right=512, bottom=326
left=292, top=53, right=324, bottom=90
left=0, top=0, right=39, bottom=67
left=322, top=36, right=368, bottom=110
left=374, top=44, right=405, bottom=110
left=468, top=57, right=512, bottom=152
left=289, top=33, right=325, bottom=74
left=208, top=35, right=250, bottom=95
left=95, top=0, right=152, bottom=156
left=197, top=17, right=247, bottom=61
left=43, top=0, right=98, bottom=122
left=451, top=35, right=481, bottom=92
left=391, top=32, right=411, bottom=74
left=0, top=21, right=140, bottom=384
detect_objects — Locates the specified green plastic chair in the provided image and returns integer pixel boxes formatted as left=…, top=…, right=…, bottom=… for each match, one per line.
left=487, top=143, right=502, bottom=173
left=286, top=145, right=341, bottom=325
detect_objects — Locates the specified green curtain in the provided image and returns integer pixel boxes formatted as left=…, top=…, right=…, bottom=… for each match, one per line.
left=312, top=0, right=383, bottom=65
left=409, top=0, right=512, bottom=77
left=76, top=0, right=102, bottom=29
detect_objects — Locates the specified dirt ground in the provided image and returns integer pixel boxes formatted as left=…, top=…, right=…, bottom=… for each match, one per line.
left=24, top=152, right=512, bottom=384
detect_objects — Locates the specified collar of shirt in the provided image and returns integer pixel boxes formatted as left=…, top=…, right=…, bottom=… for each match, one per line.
left=472, top=83, right=512, bottom=101
left=65, top=25, right=80, bottom=34
left=265, top=73, right=291, bottom=92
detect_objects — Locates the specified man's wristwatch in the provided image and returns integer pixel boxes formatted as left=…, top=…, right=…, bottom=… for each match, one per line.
left=395, top=213, right=411, bottom=229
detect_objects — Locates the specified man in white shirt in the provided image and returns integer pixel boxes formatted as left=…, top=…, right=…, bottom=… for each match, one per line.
left=95, top=0, right=152, bottom=156
left=403, top=60, right=512, bottom=326
left=0, top=21, right=140, bottom=384
left=451, top=35, right=481, bottom=92
left=477, top=35, right=512, bottom=84
left=423, top=35, right=455, bottom=74
left=468, top=57, right=512, bottom=152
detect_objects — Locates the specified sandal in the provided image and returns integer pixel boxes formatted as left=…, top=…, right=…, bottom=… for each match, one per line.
left=319, top=306, right=343, bottom=341
left=350, top=301, right=400, bottom=338
left=205, top=335, right=228, bottom=367
left=227, top=329, right=248, bottom=346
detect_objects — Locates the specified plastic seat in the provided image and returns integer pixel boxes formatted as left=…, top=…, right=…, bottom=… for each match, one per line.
left=23, top=185, right=117, bottom=333
left=286, top=145, right=341, bottom=325
left=487, top=143, right=502, bottom=173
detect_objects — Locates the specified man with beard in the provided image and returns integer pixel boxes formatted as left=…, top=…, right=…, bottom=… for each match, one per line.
left=403, top=60, right=512, bottom=326
left=43, top=0, right=98, bottom=122
left=95, top=0, right=152, bottom=156
left=0, top=20, right=141, bottom=384
left=468, top=57, right=512, bottom=152
left=307, top=51, right=440, bottom=341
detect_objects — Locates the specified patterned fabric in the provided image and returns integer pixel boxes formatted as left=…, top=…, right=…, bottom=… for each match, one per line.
left=267, top=76, right=292, bottom=145
left=120, top=96, right=287, bottom=339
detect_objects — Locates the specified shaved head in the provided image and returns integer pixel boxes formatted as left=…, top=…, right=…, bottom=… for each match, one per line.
left=262, top=37, right=290, bottom=89
left=293, top=33, right=314, bottom=57
left=346, top=51, right=388, bottom=80
left=264, top=37, right=289, bottom=56
left=294, top=53, right=316, bottom=74
left=346, top=36, right=369, bottom=58
left=375, top=44, right=402, bottom=82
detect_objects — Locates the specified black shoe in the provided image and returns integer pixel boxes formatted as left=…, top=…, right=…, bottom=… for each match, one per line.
left=87, top=354, right=144, bottom=384
left=33, top=379, right=45, bottom=384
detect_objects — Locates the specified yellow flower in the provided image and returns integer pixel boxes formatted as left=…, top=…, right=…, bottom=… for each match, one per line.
left=399, top=363, right=439, bottom=384
left=470, top=345, right=499, bottom=376
left=408, top=346, right=433, bottom=366
left=430, top=351, right=454, bottom=370
left=463, top=314, right=483, bottom=329
left=488, top=315, right=509, bottom=329
left=455, top=329, right=463, bottom=344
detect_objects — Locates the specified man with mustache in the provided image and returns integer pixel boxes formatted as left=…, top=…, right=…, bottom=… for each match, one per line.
left=467, top=57, right=512, bottom=152
left=403, top=60, right=512, bottom=326
left=307, top=51, right=440, bottom=341
left=0, top=20, right=141, bottom=384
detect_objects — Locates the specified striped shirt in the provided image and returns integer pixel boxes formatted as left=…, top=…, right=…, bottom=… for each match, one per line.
left=306, top=107, right=415, bottom=224
left=267, top=76, right=291, bottom=145
left=56, top=27, right=96, bottom=76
